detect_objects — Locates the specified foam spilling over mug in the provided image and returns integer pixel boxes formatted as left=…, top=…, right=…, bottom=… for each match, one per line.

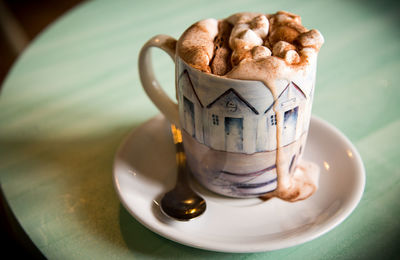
left=139, top=11, right=324, bottom=202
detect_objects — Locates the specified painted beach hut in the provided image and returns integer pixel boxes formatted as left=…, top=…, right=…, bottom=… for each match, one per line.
left=177, top=68, right=313, bottom=154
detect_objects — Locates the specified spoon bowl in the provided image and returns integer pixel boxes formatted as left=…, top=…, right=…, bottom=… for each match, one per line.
left=160, top=125, right=206, bottom=221
left=161, top=182, right=206, bottom=221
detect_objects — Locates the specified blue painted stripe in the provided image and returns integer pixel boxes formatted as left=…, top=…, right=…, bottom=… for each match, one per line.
left=233, top=178, right=277, bottom=189
left=221, top=164, right=276, bottom=177
left=236, top=189, right=276, bottom=196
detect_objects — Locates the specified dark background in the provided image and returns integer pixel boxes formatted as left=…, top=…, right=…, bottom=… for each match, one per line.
left=0, top=0, right=83, bottom=85
left=0, top=0, right=83, bottom=257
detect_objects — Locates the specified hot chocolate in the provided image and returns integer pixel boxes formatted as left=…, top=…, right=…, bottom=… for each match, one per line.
left=176, top=11, right=324, bottom=202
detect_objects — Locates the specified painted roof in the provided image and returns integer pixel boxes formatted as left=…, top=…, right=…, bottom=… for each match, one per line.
left=264, top=81, right=307, bottom=114
left=206, top=88, right=259, bottom=114
left=179, top=67, right=310, bottom=115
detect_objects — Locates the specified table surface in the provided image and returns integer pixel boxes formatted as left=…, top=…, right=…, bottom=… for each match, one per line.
left=1, top=0, right=399, bottom=259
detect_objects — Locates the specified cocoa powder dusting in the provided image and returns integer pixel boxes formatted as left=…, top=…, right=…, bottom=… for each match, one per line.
left=210, top=21, right=233, bottom=75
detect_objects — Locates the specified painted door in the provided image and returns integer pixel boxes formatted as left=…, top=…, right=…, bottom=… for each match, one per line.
left=282, top=106, right=298, bottom=145
left=224, top=117, right=243, bottom=152
left=183, top=96, right=195, bottom=137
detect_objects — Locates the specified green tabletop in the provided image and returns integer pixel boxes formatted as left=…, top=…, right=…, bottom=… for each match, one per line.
left=1, top=0, right=399, bottom=259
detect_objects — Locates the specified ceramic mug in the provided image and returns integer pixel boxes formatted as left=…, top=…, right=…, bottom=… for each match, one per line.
left=139, top=35, right=316, bottom=198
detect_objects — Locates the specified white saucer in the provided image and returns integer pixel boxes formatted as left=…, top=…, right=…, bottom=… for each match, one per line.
left=113, top=114, right=365, bottom=253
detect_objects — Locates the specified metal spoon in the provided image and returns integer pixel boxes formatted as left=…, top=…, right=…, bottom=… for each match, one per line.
left=160, top=125, right=206, bottom=221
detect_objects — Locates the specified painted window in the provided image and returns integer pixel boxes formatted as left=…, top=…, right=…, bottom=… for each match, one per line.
left=212, top=114, right=219, bottom=125
left=270, top=114, right=277, bottom=126
left=283, top=107, right=298, bottom=129
left=183, top=96, right=195, bottom=137
left=226, top=100, right=238, bottom=112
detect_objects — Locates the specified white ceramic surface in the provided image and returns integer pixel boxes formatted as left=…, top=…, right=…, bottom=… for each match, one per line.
left=113, top=114, right=365, bottom=253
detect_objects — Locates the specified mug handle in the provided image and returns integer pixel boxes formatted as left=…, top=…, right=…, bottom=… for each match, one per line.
left=138, top=35, right=180, bottom=127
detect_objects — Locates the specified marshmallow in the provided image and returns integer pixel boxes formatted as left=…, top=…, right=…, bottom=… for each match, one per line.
left=240, top=29, right=263, bottom=46
left=296, top=29, right=324, bottom=51
left=177, top=11, right=324, bottom=74
left=271, top=11, right=302, bottom=25
left=226, top=12, right=263, bottom=25
left=177, top=18, right=218, bottom=72
left=252, top=46, right=272, bottom=60
left=272, top=41, right=300, bottom=64
left=228, top=14, right=270, bottom=66
left=199, top=19, right=219, bottom=37
left=272, top=41, right=296, bottom=57
left=229, top=23, right=249, bottom=47
left=250, top=15, right=269, bottom=38
left=285, top=50, right=300, bottom=64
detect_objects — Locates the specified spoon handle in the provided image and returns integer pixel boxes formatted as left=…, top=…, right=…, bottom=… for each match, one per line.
left=171, top=125, right=189, bottom=187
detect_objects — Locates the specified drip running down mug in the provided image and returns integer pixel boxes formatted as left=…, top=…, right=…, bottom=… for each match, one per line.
left=139, top=35, right=317, bottom=198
